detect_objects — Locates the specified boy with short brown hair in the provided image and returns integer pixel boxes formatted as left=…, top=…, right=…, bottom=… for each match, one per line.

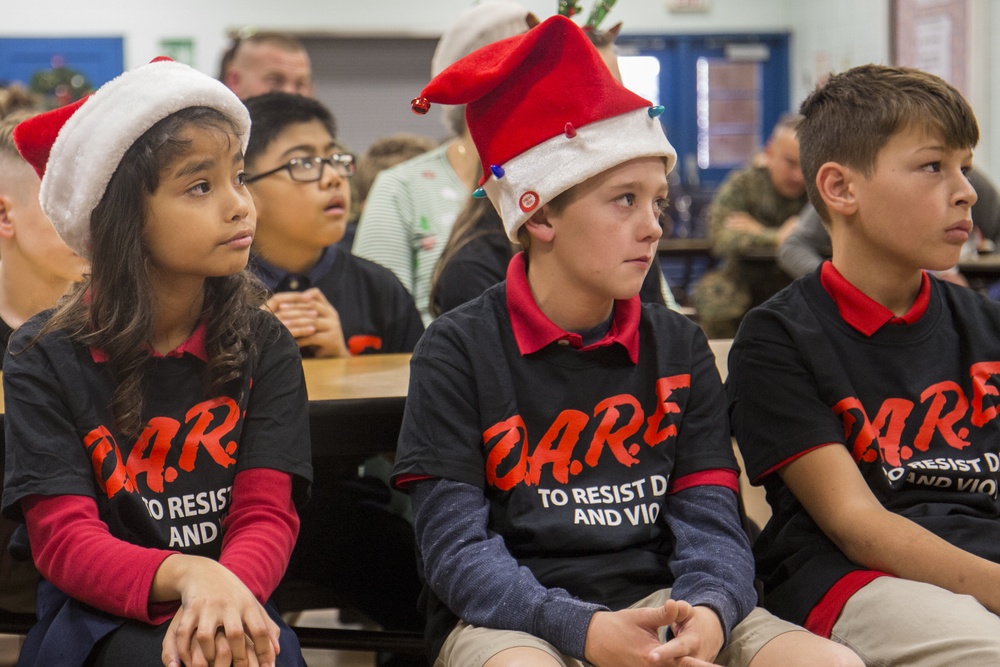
left=727, top=64, right=1000, bottom=664
left=392, top=15, right=860, bottom=667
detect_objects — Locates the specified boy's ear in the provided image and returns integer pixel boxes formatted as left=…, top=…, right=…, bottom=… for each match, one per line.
left=815, top=161, right=858, bottom=217
left=523, top=206, right=555, bottom=244
left=0, top=195, right=15, bottom=239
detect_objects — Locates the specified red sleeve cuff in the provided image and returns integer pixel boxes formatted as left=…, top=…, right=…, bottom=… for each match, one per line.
left=804, top=570, right=889, bottom=637
left=752, top=443, right=835, bottom=484
left=392, top=473, right=435, bottom=491
left=668, top=468, right=740, bottom=494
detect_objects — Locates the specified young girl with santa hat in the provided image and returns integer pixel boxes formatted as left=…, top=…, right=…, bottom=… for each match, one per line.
left=6, top=58, right=311, bottom=666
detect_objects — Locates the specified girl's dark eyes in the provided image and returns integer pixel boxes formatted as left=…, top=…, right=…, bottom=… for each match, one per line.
left=190, top=182, right=210, bottom=195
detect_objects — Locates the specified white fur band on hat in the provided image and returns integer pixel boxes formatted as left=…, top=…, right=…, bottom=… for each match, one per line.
left=482, top=107, right=677, bottom=241
left=39, top=59, right=251, bottom=259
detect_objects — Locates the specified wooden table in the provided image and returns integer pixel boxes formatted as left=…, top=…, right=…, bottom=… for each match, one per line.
left=302, top=353, right=410, bottom=403
left=302, top=354, right=411, bottom=468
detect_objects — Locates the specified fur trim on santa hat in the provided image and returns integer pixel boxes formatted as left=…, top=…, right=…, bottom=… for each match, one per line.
left=480, top=108, right=674, bottom=237
left=13, top=58, right=250, bottom=260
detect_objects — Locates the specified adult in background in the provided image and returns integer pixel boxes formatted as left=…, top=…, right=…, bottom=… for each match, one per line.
left=340, top=132, right=438, bottom=251
left=694, top=114, right=808, bottom=338
left=221, top=30, right=314, bottom=100
left=352, top=0, right=535, bottom=325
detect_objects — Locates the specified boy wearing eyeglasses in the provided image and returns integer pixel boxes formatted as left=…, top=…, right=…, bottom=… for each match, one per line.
left=244, top=91, right=424, bottom=357
left=243, top=91, right=428, bottom=667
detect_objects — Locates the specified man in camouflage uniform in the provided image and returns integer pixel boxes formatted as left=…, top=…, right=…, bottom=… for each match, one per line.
left=694, top=114, right=808, bottom=338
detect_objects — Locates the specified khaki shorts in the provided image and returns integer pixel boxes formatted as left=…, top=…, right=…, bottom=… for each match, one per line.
left=830, top=576, right=1000, bottom=667
left=435, top=589, right=802, bottom=667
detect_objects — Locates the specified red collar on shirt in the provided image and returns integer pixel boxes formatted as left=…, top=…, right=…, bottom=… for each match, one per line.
left=90, top=321, right=209, bottom=363
left=819, top=261, right=930, bottom=336
left=505, top=252, right=641, bottom=363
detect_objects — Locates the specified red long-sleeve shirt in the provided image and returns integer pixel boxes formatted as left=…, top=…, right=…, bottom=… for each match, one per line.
left=23, top=467, right=298, bottom=624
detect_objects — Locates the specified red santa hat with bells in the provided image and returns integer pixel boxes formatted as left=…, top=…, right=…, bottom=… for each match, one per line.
left=13, top=57, right=250, bottom=260
left=411, top=14, right=676, bottom=241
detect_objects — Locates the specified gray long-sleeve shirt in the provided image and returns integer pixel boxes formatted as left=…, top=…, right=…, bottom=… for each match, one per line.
left=410, top=477, right=756, bottom=660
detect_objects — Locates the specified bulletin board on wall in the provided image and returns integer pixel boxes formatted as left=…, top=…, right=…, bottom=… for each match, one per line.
left=0, top=37, right=124, bottom=108
left=891, top=0, right=968, bottom=94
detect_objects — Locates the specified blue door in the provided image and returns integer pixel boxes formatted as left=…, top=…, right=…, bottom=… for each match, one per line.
left=618, top=33, right=791, bottom=192
left=616, top=33, right=790, bottom=301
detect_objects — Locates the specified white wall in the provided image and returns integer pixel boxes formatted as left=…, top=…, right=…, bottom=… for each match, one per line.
left=984, top=0, right=1000, bottom=176
left=787, top=1, right=891, bottom=108
left=5, top=0, right=995, bottom=169
left=788, top=0, right=995, bottom=173
left=3, top=0, right=791, bottom=75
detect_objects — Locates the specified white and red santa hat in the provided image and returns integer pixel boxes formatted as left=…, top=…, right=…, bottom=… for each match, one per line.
left=13, top=57, right=250, bottom=260
left=412, top=14, right=677, bottom=241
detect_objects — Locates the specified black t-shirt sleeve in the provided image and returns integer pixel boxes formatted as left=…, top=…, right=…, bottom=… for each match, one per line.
left=2, top=322, right=95, bottom=521
left=238, top=314, right=314, bottom=503
left=725, top=307, right=845, bottom=482
left=392, top=320, right=487, bottom=489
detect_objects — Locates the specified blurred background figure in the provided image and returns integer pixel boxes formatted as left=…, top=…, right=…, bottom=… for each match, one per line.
left=340, top=132, right=437, bottom=251
left=352, top=0, right=535, bottom=325
left=0, top=86, right=39, bottom=120
left=694, top=113, right=807, bottom=338
left=221, top=29, right=314, bottom=100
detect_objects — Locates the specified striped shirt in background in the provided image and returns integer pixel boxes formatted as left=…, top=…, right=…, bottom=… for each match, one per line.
left=354, top=142, right=467, bottom=326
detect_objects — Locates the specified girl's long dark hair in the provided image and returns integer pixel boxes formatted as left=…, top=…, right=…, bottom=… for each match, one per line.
left=429, top=160, right=511, bottom=318
left=37, top=107, right=267, bottom=437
